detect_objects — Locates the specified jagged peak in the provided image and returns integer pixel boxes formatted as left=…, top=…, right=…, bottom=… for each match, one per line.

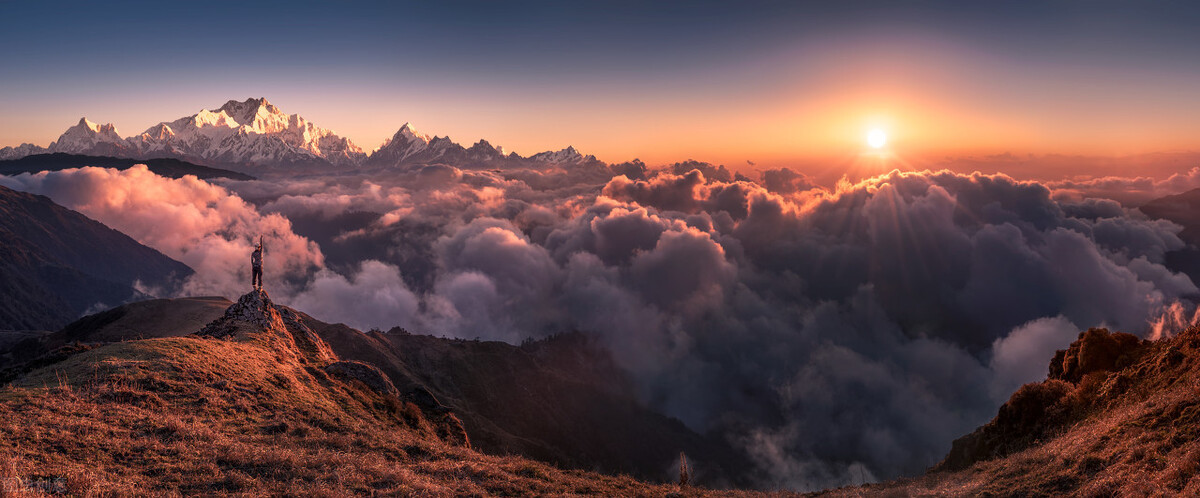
left=68, top=117, right=119, bottom=136
left=198, top=288, right=283, bottom=335
left=216, top=97, right=285, bottom=125
left=192, top=108, right=237, bottom=128
left=220, top=97, right=273, bottom=110
left=194, top=288, right=336, bottom=365
left=393, top=122, right=431, bottom=144
left=531, top=145, right=586, bottom=163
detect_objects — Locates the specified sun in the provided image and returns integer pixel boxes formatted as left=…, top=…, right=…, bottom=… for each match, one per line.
left=867, top=128, right=887, bottom=149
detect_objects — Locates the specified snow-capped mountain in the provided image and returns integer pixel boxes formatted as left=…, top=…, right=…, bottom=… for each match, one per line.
left=128, top=98, right=366, bottom=169
left=363, top=123, right=511, bottom=168
left=530, top=145, right=594, bottom=165
left=363, top=123, right=596, bottom=169
left=0, top=143, right=48, bottom=160
left=48, top=118, right=132, bottom=157
left=3, top=97, right=599, bottom=171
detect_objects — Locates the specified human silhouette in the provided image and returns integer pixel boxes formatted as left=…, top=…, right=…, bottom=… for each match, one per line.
left=251, top=241, right=263, bottom=290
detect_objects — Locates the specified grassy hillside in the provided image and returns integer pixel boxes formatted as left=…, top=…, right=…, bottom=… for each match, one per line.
left=311, top=321, right=751, bottom=486
left=1, top=294, right=750, bottom=488
left=822, top=326, right=1200, bottom=496
left=0, top=290, right=750, bottom=496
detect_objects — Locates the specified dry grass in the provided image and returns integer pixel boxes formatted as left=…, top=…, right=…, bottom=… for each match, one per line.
left=819, top=327, right=1200, bottom=497
left=0, top=335, right=766, bottom=496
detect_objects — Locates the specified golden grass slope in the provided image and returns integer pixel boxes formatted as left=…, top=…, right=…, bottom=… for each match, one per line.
left=821, top=326, right=1200, bottom=497
left=0, top=292, right=771, bottom=496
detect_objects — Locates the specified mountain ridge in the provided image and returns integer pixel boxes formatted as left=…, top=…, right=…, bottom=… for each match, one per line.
left=0, top=292, right=750, bottom=487
left=0, top=153, right=254, bottom=181
left=1, top=98, right=600, bottom=172
left=0, top=184, right=193, bottom=331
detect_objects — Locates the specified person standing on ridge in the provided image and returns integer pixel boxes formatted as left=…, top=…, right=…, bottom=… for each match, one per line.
left=251, top=239, right=264, bottom=290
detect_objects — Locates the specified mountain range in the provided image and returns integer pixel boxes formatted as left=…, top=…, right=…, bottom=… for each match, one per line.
left=0, top=98, right=598, bottom=172
left=0, top=153, right=253, bottom=180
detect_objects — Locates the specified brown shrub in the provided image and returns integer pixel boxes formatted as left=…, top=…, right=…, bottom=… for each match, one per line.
left=1052, top=328, right=1143, bottom=383
left=999, top=379, right=1073, bottom=430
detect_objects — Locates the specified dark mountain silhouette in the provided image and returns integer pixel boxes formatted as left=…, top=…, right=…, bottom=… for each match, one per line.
left=1141, top=187, right=1200, bottom=246
left=0, top=296, right=231, bottom=370
left=0, top=153, right=254, bottom=180
left=0, top=185, right=193, bottom=331
left=1140, top=187, right=1200, bottom=291
left=309, top=321, right=752, bottom=485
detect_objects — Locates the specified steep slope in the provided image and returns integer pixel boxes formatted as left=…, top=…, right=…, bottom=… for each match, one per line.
left=825, top=327, right=1200, bottom=496
left=0, top=153, right=254, bottom=180
left=0, top=185, right=193, bottom=331
left=308, top=322, right=752, bottom=485
left=0, top=290, right=716, bottom=495
left=1, top=293, right=751, bottom=488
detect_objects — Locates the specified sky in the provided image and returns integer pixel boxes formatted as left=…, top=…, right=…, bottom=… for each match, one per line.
left=3, top=0, right=1200, bottom=174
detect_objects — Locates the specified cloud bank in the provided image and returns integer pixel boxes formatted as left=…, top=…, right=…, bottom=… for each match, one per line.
left=4, top=161, right=1198, bottom=490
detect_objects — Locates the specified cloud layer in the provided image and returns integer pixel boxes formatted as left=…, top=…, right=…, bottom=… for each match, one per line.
left=4, top=161, right=1198, bottom=490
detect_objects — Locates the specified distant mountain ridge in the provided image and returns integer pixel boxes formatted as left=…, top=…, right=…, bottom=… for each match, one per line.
left=1, top=98, right=599, bottom=172
left=0, top=153, right=253, bottom=180
left=0, top=184, right=193, bottom=331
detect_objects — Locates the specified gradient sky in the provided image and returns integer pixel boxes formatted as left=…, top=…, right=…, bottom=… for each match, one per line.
left=3, top=0, right=1199, bottom=174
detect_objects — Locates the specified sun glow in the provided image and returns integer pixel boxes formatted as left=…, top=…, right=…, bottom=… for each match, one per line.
left=867, top=129, right=887, bottom=149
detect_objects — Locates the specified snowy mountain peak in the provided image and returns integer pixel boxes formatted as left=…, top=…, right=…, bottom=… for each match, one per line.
left=396, top=123, right=431, bottom=144
left=531, top=145, right=588, bottom=164
left=122, top=97, right=365, bottom=170
left=0, top=143, right=49, bottom=160
left=192, top=109, right=238, bottom=128
left=48, top=117, right=126, bottom=154
left=22, top=98, right=599, bottom=171
left=73, top=117, right=119, bottom=136
left=217, top=97, right=282, bottom=124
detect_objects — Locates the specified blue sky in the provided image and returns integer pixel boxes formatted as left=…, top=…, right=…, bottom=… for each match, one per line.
left=3, top=0, right=1199, bottom=167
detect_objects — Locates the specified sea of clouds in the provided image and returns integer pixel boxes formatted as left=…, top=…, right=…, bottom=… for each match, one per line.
left=5, top=158, right=1200, bottom=490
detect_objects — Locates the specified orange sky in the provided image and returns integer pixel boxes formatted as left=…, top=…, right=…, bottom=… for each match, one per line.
left=3, top=6, right=1199, bottom=182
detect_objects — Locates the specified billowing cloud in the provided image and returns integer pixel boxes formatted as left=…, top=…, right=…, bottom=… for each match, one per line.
left=0, top=165, right=322, bottom=296
left=988, top=315, right=1080, bottom=401
left=289, top=260, right=421, bottom=331
left=5, top=161, right=1198, bottom=491
left=1048, top=166, right=1200, bottom=206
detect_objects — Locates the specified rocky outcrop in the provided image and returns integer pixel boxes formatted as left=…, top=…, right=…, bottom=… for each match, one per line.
left=196, top=290, right=468, bottom=447
left=936, top=328, right=1152, bottom=472
left=1049, top=327, right=1145, bottom=382
left=196, top=289, right=335, bottom=365
left=324, top=360, right=399, bottom=396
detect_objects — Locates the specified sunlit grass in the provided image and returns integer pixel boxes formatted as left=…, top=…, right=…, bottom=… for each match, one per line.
left=0, top=335, right=757, bottom=495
